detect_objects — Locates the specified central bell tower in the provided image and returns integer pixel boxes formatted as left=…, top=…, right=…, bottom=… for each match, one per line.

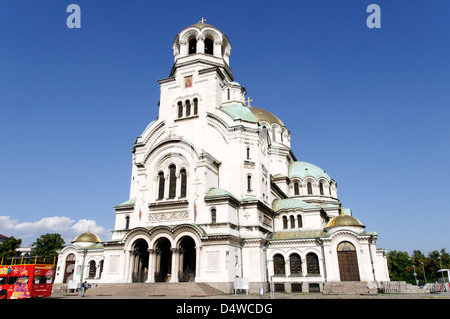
left=157, top=20, right=245, bottom=127
left=172, top=19, right=232, bottom=66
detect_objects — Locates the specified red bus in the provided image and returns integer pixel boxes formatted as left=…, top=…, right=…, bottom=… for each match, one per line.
left=0, top=256, right=56, bottom=299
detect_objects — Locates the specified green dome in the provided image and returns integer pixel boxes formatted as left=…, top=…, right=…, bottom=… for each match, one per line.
left=272, top=198, right=317, bottom=212
left=220, top=104, right=258, bottom=123
left=289, top=161, right=331, bottom=181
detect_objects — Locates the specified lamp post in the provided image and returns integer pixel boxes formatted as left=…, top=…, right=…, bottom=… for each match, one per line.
left=421, top=261, right=427, bottom=284
left=412, top=264, right=418, bottom=285
left=261, top=246, right=267, bottom=299
left=410, top=258, right=418, bottom=285
left=438, top=257, right=445, bottom=282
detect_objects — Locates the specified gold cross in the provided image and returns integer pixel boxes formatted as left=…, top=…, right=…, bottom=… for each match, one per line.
left=245, top=97, right=253, bottom=107
left=199, top=17, right=206, bottom=24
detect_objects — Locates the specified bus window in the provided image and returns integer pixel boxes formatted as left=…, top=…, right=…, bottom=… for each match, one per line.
left=34, top=276, right=51, bottom=284
left=7, top=276, right=19, bottom=285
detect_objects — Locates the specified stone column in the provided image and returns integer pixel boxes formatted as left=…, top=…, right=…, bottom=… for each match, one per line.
left=196, top=34, right=205, bottom=53
left=170, top=248, right=179, bottom=282
left=214, top=40, right=222, bottom=58
left=146, top=249, right=156, bottom=283
left=195, top=246, right=201, bottom=281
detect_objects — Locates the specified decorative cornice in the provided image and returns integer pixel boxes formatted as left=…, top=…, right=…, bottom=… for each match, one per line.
left=148, top=199, right=189, bottom=209
left=157, top=77, right=176, bottom=84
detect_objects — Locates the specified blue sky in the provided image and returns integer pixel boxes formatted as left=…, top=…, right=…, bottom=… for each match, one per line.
left=0, top=0, right=449, bottom=254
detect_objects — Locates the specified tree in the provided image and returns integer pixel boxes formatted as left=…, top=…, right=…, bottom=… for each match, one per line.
left=32, top=233, right=65, bottom=259
left=0, top=236, right=22, bottom=258
left=387, top=250, right=413, bottom=283
left=387, top=248, right=449, bottom=284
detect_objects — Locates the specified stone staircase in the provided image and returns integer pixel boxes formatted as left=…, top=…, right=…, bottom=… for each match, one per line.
left=54, top=282, right=226, bottom=297
left=323, top=281, right=378, bottom=295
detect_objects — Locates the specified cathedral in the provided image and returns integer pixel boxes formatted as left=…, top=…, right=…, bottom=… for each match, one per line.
left=54, top=21, right=390, bottom=293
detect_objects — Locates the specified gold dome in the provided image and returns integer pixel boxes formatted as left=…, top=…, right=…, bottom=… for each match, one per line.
left=326, top=215, right=364, bottom=228
left=249, top=107, right=284, bottom=127
left=72, top=232, right=101, bottom=243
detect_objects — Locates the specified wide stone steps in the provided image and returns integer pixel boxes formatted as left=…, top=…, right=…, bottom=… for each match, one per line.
left=323, top=281, right=378, bottom=295
left=56, top=282, right=226, bottom=297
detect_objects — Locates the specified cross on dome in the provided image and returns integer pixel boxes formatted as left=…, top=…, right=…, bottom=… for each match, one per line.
left=245, top=97, right=253, bottom=107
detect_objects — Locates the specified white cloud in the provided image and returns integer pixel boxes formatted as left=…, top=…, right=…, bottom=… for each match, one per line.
left=0, top=216, right=111, bottom=245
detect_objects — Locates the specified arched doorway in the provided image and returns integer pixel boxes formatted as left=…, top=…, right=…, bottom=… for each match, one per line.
left=337, top=241, right=360, bottom=281
left=154, top=237, right=172, bottom=282
left=178, top=236, right=196, bottom=282
left=63, top=254, right=75, bottom=283
left=131, top=239, right=149, bottom=282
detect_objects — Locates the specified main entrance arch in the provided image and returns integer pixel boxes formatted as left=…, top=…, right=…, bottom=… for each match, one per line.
left=154, top=237, right=172, bottom=282
left=337, top=241, right=360, bottom=281
left=131, top=239, right=149, bottom=282
left=178, top=236, right=196, bottom=282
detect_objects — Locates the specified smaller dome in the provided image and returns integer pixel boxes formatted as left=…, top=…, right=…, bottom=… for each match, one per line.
left=249, top=107, right=284, bottom=126
left=72, top=231, right=101, bottom=244
left=326, top=215, right=364, bottom=228
left=184, top=22, right=218, bottom=31
left=289, top=161, right=331, bottom=181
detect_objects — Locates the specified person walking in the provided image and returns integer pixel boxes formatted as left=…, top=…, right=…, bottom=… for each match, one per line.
left=81, top=281, right=88, bottom=297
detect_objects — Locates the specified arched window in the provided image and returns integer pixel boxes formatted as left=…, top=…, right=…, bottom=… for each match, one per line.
left=204, top=38, right=214, bottom=55
left=211, top=208, right=216, bottom=223
left=247, top=175, right=252, bottom=191
left=158, top=172, right=165, bottom=200
left=180, top=169, right=187, bottom=198
left=88, top=260, right=96, bottom=278
left=282, top=216, right=288, bottom=229
left=178, top=101, right=183, bottom=118
left=193, top=98, right=198, bottom=115
left=307, top=182, right=313, bottom=195
left=294, top=182, right=299, bottom=195
left=319, top=182, right=324, bottom=195
left=297, top=215, right=303, bottom=228
left=98, top=260, right=104, bottom=279
left=168, top=165, right=176, bottom=199
left=273, top=254, right=285, bottom=275
left=246, top=147, right=250, bottom=159
left=289, top=254, right=302, bottom=275
left=306, top=253, right=320, bottom=275
left=188, top=38, right=197, bottom=54
left=125, top=215, right=130, bottom=230
left=290, top=215, right=295, bottom=228
left=185, top=100, right=191, bottom=117
left=227, top=88, right=230, bottom=100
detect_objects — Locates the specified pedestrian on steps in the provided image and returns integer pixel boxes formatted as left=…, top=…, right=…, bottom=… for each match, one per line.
left=81, top=281, right=88, bottom=297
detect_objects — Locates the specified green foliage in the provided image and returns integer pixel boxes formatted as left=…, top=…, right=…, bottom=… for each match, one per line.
left=387, top=248, right=449, bottom=285
left=0, top=236, right=22, bottom=258
left=32, top=233, right=65, bottom=258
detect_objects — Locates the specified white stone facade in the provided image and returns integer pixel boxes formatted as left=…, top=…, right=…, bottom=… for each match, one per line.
left=54, top=21, right=389, bottom=293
